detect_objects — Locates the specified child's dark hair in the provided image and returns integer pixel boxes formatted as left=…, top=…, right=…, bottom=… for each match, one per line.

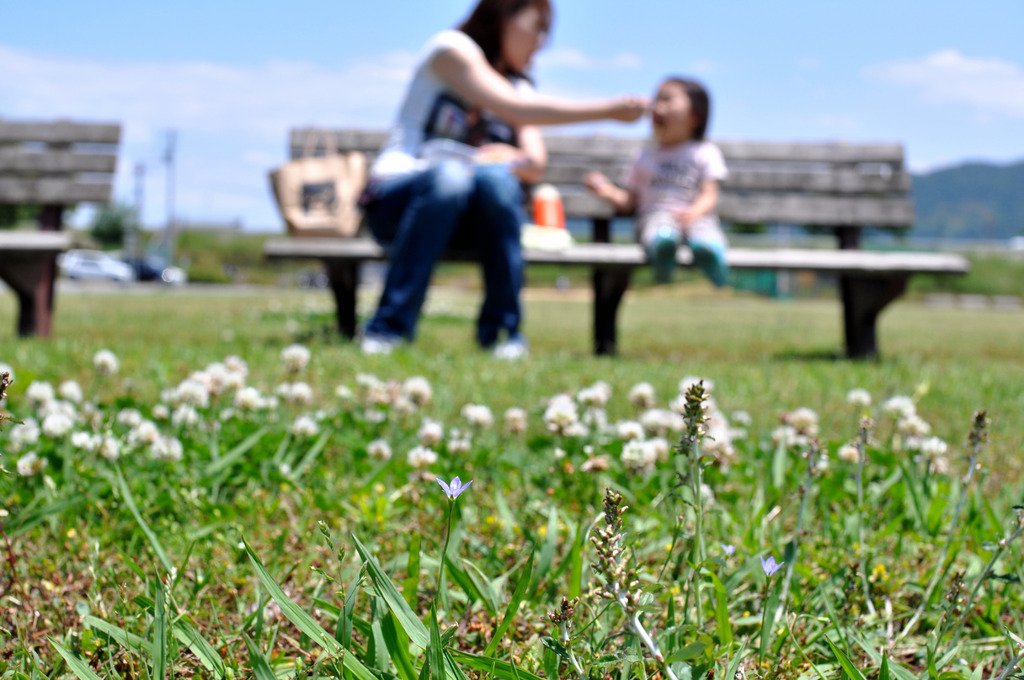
left=663, top=77, right=711, bottom=141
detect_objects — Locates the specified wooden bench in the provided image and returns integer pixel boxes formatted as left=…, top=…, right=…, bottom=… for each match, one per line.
left=0, top=120, right=121, bottom=337
left=264, top=129, right=969, bottom=358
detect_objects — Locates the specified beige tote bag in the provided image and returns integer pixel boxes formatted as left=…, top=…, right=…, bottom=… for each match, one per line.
left=269, top=131, right=367, bottom=237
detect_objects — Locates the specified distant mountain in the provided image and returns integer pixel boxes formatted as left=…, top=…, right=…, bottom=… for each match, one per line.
left=911, top=160, right=1024, bottom=240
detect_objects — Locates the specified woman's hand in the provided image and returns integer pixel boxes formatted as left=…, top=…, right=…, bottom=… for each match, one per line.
left=584, top=171, right=612, bottom=197
left=608, top=96, right=649, bottom=122
left=476, top=143, right=525, bottom=165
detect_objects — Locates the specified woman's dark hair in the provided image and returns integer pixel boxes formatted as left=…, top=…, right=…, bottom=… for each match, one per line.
left=663, top=77, right=711, bottom=141
left=458, top=0, right=552, bottom=77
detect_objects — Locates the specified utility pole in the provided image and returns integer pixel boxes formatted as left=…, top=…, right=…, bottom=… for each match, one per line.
left=128, top=162, right=145, bottom=261
left=163, top=130, right=177, bottom=262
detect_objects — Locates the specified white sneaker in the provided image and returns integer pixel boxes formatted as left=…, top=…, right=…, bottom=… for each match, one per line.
left=493, top=336, right=529, bottom=361
left=360, top=333, right=398, bottom=356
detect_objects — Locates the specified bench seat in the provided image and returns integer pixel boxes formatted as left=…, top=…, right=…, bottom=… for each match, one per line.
left=264, top=237, right=969, bottom=358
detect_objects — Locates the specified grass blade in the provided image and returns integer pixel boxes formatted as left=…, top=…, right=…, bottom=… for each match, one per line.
left=83, top=615, right=152, bottom=653
left=448, top=649, right=546, bottom=680
left=243, top=633, right=278, bottom=680
left=483, top=552, right=534, bottom=657
left=381, top=612, right=419, bottom=680
left=172, top=619, right=225, bottom=679
left=49, top=639, right=103, bottom=680
left=204, top=426, right=269, bottom=478
left=291, top=430, right=331, bottom=478
left=825, top=636, right=868, bottom=680
left=404, top=533, right=422, bottom=607
left=115, top=468, right=174, bottom=574
left=243, top=538, right=377, bottom=680
left=428, top=603, right=444, bottom=680
left=152, top=579, right=167, bottom=680
left=352, top=532, right=429, bottom=650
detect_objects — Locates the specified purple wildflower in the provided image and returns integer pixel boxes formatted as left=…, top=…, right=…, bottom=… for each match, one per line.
left=437, top=475, right=473, bottom=500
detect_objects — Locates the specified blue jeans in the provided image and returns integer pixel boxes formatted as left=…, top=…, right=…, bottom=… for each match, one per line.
left=364, top=160, right=525, bottom=346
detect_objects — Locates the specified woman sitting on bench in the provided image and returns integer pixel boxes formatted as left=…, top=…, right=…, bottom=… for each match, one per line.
left=358, top=0, right=646, bottom=359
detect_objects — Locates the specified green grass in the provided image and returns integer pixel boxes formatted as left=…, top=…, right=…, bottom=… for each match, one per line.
left=3, top=284, right=1024, bottom=678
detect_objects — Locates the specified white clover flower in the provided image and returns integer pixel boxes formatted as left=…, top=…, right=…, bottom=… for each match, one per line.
left=364, top=408, right=387, bottom=424
left=639, top=408, right=678, bottom=437
left=621, top=439, right=657, bottom=474
left=503, top=407, right=527, bottom=435
left=58, top=380, right=84, bottom=404
left=577, top=383, right=610, bottom=408
left=117, top=408, right=143, bottom=428
left=628, top=382, right=656, bottom=409
left=281, top=344, right=311, bottom=373
left=921, top=436, right=948, bottom=458
left=646, top=437, right=672, bottom=463
left=70, top=431, right=100, bottom=451
left=174, top=378, right=211, bottom=409
left=129, top=420, right=161, bottom=447
left=772, top=425, right=800, bottom=449
left=582, top=407, right=608, bottom=431
left=447, top=429, right=472, bottom=454
left=235, top=386, right=264, bottom=411
left=199, top=363, right=231, bottom=396
left=553, top=446, right=567, bottom=460
left=846, top=388, right=872, bottom=407
left=151, top=436, right=183, bottom=462
left=276, top=381, right=314, bottom=406
left=291, top=414, right=320, bottom=437
left=461, top=403, right=494, bottom=429
left=224, top=355, right=248, bottom=377
left=391, top=396, right=417, bottom=416
left=334, top=385, right=354, bottom=401
left=543, top=394, right=578, bottom=435
left=93, top=349, right=119, bottom=375
left=616, top=420, right=645, bottom=442
left=17, top=451, right=47, bottom=476
left=407, top=445, right=438, bottom=469
left=402, top=376, right=433, bottom=406
left=679, top=375, right=714, bottom=395
left=152, top=404, right=171, bottom=420
left=38, top=398, right=77, bottom=422
left=929, top=456, right=951, bottom=475
left=367, top=438, right=392, bottom=461
left=882, top=395, right=916, bottom=419
left=26, top=381, right=55, bottom=408
left=786, top=407, right=819, bottom=436
left=897, top=414, right=931, bottom=438
left=700, top=483, right=716, bottom=506
left=731, top=410, right=753, bottom=427
left=838, top=443, right=861, bottom=463
left=172, top=404, right=202, bottom=429
left=8, top=418, right=40, bottom=452
left=563, top=421, right=591, bottom=438
left=98, top=436, right=121, bottom=461
left=580, top=454, right=611, bottom=472
left=417, top=418, right=444, bottom=447
left=41, top=412, right=74, bottom=439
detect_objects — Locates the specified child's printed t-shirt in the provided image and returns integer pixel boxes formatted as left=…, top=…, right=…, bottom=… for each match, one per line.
left=623, top=141, right=728, bottom=216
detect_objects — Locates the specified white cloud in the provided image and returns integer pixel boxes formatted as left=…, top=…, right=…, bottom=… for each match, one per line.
left=0, top=45, right=416, bottom=227
left=864, top=49, right=1024, bottom=118
left=537, top=47, right=641, bottom=71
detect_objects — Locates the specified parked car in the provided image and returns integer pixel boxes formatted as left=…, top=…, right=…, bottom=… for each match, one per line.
left=120, top=255, right=188, bottom=285
left=58, top=250, right=136, bottom=283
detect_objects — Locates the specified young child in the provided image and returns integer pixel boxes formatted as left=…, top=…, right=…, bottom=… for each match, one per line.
left=585, top=77, right=729, bottom=285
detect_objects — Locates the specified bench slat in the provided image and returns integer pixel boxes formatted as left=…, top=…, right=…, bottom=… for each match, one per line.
left=290, top=130, right=907, bottom=164
left=263, top=238, right=967, bottom=275
left=0, top=178, right=115, bottom=203
left=558, top=192, right=915, bottom=226
left=544, top=163, right=911, bottom=194
left=0, top=121, right=122, bottom=145
left=0, top=231, right=73, bottom=253
left=0, top=149, right=119, bottom=174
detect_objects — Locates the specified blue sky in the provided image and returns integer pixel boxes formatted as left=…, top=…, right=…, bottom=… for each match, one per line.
left=3, top=1, right=1023, bottom=231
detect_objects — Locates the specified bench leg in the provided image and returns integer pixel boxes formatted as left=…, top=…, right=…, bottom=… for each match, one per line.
left=840, top=274, right=907, bottom=359
left=325, top=260, right=361, bottom=339
left=0, top=256, right=57, bottom=338
left=593, top=268, right=631, bottom=356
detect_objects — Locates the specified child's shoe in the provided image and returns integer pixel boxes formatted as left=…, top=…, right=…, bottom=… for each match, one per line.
left=688, top=236, right=730, bottom=288
left=647, top=228, right=680, bottom=284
